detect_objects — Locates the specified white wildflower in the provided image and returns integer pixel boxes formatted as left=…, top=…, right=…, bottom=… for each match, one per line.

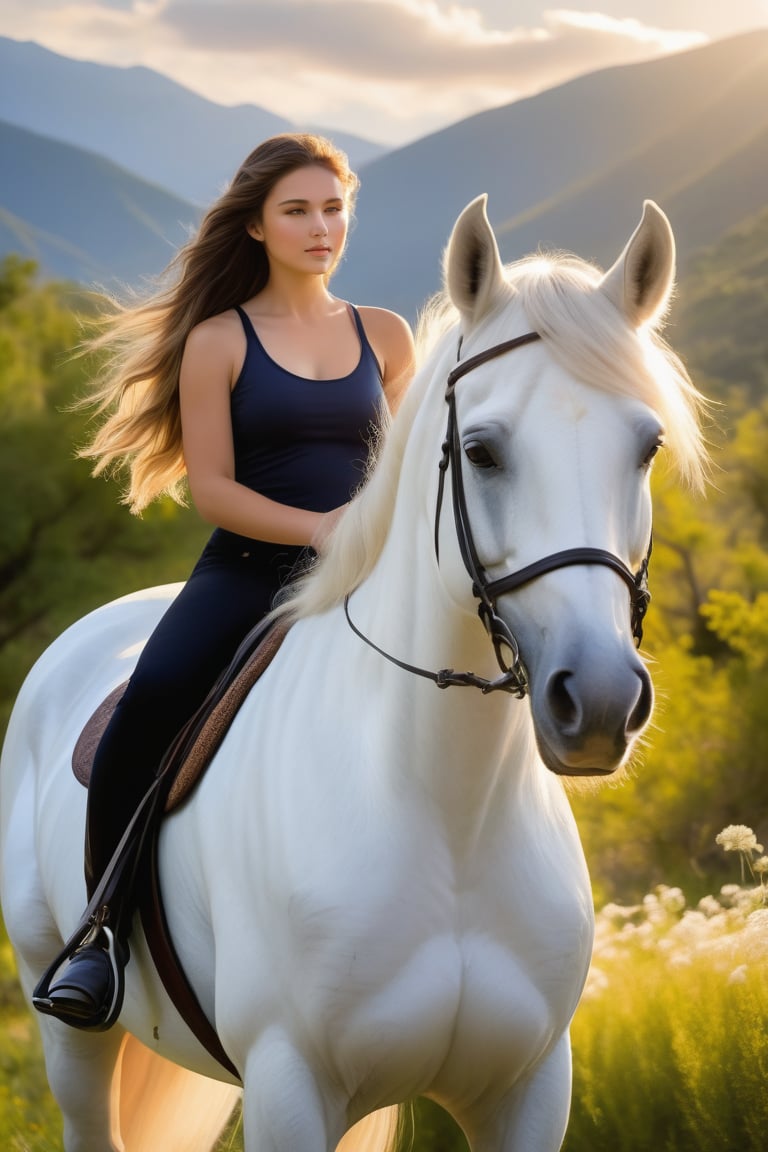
left=600, top=902, right=641, bottom=925
left=716, top=825, right=761, bottom=853
left=732, top=887, right=764, bottom=912
left=582, top=966, right=610, bottom=1000
left=637, top=922, right=657, bottom=949
left=642, top=892, right=668, bottom=926
left=744, top=908, right=768, bottom=937
left=668, top=950, right=693, bottom=968
left=753, top=856, right=768, bottom=874
left=658, top=885, right=686, bottom=914
left=697, top=894, right=722, bottom=917
left=668, top=909, right=710, bottom=946
left=728, top=964, right=748, bottom=985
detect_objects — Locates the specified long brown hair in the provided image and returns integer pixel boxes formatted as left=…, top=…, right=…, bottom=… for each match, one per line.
left=78, top=134, right=359, bottom=513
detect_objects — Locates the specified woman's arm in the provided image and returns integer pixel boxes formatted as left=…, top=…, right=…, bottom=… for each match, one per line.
left=180, top=314, right=325, bottom=545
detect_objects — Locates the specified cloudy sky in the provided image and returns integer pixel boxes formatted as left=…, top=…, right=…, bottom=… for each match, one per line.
left=2, top=1, right=767, bottom=144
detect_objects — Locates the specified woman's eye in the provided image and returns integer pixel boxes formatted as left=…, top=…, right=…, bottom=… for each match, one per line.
left=464, top=441, right=496, bottom=469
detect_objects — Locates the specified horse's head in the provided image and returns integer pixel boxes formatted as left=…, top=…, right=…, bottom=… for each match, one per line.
left=435, top=195, right=698, bottom=777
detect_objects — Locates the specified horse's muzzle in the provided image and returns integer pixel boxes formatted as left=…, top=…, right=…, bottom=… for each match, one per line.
left=532, top=658, right=653, bottom=777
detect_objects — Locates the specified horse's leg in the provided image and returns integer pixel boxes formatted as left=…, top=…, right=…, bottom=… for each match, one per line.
left=240, top=1031, right=346, bottom=1152
left=35, top=1015, right=125, bottom=1152
left=3, top=809, right=122, bottom=1150
left=465, top=1032, right=573, bottom=1152
left=36, top=1019, right=240, bottom=1152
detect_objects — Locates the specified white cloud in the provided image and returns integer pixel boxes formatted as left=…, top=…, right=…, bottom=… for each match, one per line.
left=151, top=1, right=709, bottom=140
left=0, top=0, right=730, bottom=143
left=158, top=1, right=707, bottom=83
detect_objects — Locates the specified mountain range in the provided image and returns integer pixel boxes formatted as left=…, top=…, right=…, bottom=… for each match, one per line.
left=333, top=30, right=768, bottom=316
left=0, top=36, right=386, bottom=205
left=1, top=32, right=767, bottom=318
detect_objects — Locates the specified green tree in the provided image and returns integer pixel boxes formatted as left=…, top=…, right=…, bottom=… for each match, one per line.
left=0, top=258, right=208, bottom=731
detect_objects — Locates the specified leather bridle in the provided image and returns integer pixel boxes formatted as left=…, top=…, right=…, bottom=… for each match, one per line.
left=345, top=330, right=652, bottom=697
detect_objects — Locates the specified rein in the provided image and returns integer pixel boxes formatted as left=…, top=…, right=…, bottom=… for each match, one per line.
left=346, top=330, right=652, bottom=697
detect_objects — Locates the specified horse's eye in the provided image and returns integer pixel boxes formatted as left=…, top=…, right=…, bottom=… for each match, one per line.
left=464, top=440, right=496, bottom=469
left=642, top=439, right=664, bottom=469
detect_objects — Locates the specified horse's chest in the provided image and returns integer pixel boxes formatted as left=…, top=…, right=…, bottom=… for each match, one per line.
left=216, top=791, right=591, bottom=1106
left=295, top=905, right=586, bottom=1109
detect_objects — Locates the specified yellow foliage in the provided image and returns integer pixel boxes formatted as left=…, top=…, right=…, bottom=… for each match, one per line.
left=701, top=590, right=768, bottom=669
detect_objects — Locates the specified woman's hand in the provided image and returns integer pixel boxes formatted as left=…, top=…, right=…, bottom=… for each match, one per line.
left=310, top=504, right=348, bottom=553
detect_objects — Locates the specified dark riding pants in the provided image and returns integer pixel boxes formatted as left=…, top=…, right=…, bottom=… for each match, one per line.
left=85, top=534, right=307, bottom=883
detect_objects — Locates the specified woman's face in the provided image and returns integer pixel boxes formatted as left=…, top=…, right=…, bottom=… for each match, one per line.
left=248, top=164, right=349, bottom=279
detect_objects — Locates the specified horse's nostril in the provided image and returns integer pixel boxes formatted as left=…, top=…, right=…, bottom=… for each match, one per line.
left=548, top=670, right=578, bottom=728
left=546, top=664, right=652, bottom=740
left=627, top=665, right=653, bottom=734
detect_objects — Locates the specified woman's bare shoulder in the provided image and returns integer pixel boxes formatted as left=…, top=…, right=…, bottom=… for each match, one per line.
left=356, top=305, right=413, bottom=342
left=186, top=307, right=246, bottom=349
left=182, top=309, right=247, bottom=384
left=193, top=305, right=243, bottom=332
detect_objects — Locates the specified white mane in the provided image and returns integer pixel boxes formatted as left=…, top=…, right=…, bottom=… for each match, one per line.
left=278, top=250, right=708, bottom=623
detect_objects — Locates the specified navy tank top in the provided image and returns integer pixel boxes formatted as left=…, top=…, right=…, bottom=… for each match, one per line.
left=203, top=303, right=384, bottom=558
left=231, top=303, right=383, bottom=509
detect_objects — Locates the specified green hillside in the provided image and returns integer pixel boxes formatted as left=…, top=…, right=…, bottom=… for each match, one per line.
left=492, top=39, right=768, bottom=273
left=0, top=118, right=199, bottom=286
left=674, top=202, right=768, bottom=408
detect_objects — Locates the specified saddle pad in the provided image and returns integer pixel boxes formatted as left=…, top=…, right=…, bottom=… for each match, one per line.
left=71, top=618, right=290, bottom=812
left=72, top=685, right=125, bottom=789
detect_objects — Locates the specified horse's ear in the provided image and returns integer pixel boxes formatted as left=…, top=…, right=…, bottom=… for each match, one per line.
left=444, top=195, right=506, bottom=328
left=600, top=200, right=676, bottom=327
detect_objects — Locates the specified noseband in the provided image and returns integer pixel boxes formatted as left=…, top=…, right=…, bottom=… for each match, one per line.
left=345, top=331, right=651, bottom=697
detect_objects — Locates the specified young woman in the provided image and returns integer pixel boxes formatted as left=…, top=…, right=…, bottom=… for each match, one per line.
left=33, top=133, right=415, bottom=1030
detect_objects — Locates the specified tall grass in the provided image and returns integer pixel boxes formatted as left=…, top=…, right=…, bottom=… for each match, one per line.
left=0, top=932, right=61, bottom=1151
left=565, top=879, right=768, bottom=1151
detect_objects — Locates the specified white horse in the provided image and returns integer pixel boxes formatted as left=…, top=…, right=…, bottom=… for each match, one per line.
left=0, top=196, right=705, bottom=1152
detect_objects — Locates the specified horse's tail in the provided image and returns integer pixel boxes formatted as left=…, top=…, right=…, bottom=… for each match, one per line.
left=112, top=1034, right=241, bottom=1152
left=336, top=1107, right=401, bottom=1152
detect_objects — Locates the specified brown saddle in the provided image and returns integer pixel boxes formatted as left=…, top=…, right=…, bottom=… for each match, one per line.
left=73, top=617, right=289, bottom=811
left=70, top=616, right=290, bottom=1078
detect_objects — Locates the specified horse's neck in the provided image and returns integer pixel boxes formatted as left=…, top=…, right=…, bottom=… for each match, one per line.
left=346, top=529, right=541, bottom=844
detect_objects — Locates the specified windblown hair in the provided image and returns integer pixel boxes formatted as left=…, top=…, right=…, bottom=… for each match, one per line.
left=276, top=248, right=710, bottom=624
left=76, top=133, right=359, bottom=513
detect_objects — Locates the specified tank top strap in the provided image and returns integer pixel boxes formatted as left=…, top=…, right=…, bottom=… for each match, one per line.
left=347, top=304, right=383, bottom=382
left=234, top=301, right=382, bottom=382
left=234, top=304, right=257, bottom=342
